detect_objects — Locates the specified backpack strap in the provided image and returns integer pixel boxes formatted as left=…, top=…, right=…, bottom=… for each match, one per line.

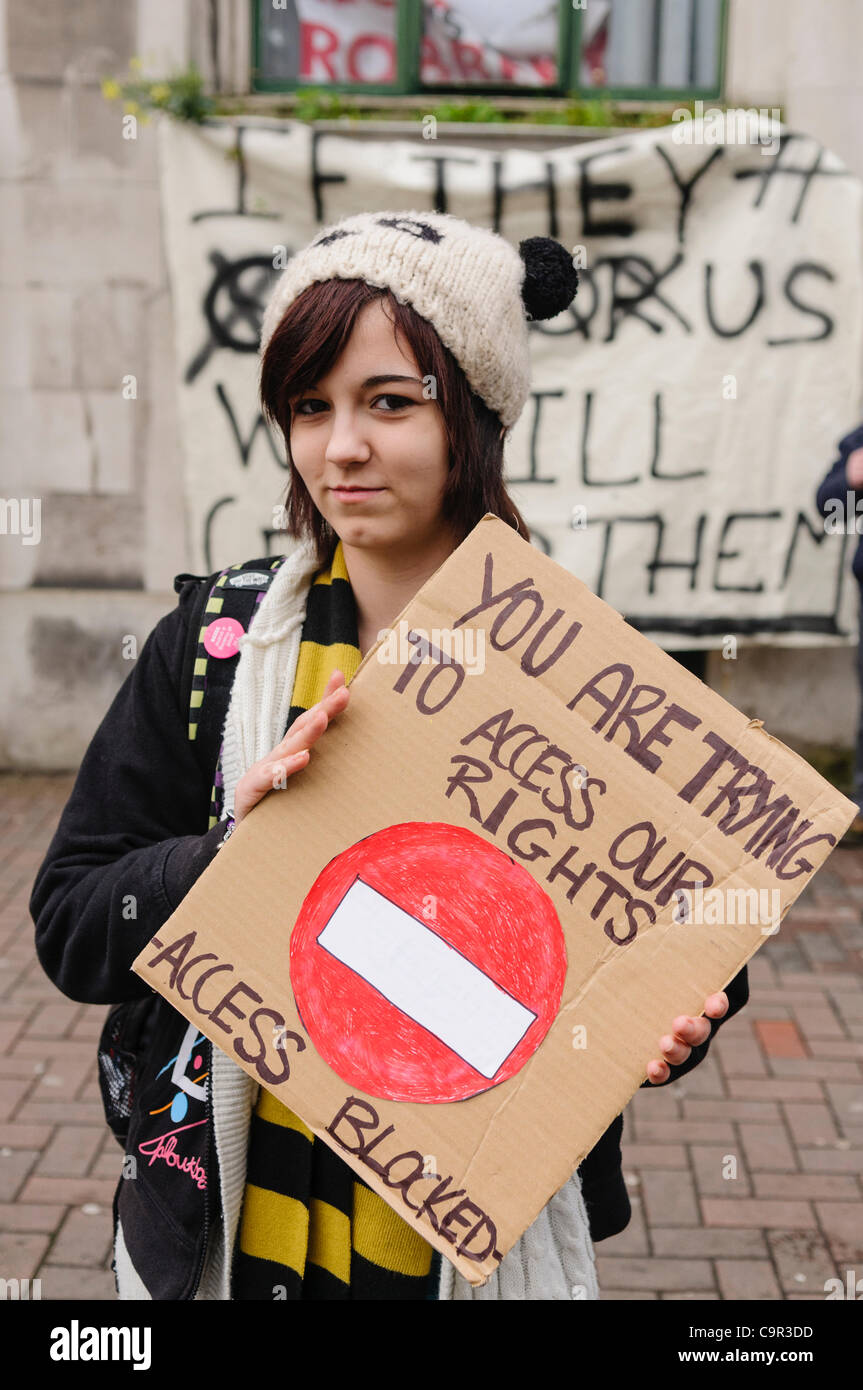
left=175, top=570, right=211, bottom=745
left=174, top=556, right=291, bottom=828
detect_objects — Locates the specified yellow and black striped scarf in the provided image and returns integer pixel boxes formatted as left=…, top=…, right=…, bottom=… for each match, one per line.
left=231, top=539, right=438, bottom=1299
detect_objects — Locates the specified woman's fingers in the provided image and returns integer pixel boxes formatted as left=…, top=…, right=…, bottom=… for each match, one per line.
left=671, top=1015, right=712, bottom=1048
left=236, top=749, right=309, bottom=809
left=704, top=991, right=729, bottom=1020
left=647, top=1010, right=717, bottom=1082
left=274, top=672, right=350, bottom=754
left=283, top=670, right=348, bottom=733
left=647, top=1035, right=690, bottom=1082
left=646, top=1059, right=670, bottom=1083
left=234, top=671, right=350, bottom=822
left=234, top=750, right=309, bottom=821
left=655, top=1016, right=711, bottom=1066
left=658, top=1035, right=691, bottom=1066
left=647, top=998, right=729, bottom=1085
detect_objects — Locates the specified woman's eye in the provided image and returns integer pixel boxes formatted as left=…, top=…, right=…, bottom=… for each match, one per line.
left=374, top=394, right=413, bottom=411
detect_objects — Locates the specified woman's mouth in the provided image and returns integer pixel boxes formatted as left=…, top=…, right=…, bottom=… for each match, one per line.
left=330, top=486, right=387, bottom=503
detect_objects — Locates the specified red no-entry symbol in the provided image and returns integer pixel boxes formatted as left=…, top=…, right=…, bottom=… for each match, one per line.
left=290, top=822, right=567, bottom=1103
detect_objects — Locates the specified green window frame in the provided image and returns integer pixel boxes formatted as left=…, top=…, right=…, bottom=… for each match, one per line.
left=573, top=0, right=728, bottom=102
left=251, top=0, right=726, bottom=102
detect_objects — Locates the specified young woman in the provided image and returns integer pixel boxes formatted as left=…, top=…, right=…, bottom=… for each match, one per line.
left=31, top=210, right=748, bottom=1301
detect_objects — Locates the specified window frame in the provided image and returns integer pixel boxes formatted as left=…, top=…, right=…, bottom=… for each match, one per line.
left=249, top=0, right=727, bottom=102
left=573, top=0, right=728, bottom=102
left=250, top=0, right=421, bottom=95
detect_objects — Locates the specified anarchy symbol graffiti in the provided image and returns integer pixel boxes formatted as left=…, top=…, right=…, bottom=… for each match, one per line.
left=185, top=251, right=281, bottom=383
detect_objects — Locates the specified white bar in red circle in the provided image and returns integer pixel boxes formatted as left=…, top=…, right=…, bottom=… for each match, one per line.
left=316, top=877, right=537, bottom=1079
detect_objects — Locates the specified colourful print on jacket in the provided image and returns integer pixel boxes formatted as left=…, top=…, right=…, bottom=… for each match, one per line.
left=137, top=1022, right=209, bottom=1190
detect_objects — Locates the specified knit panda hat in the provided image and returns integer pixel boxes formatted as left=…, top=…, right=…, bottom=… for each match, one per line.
left=258, top=210, right=579, bottom=430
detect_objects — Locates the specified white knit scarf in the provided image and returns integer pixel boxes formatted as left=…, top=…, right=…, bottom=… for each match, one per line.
left=199, top=537, right=599, bottom=1302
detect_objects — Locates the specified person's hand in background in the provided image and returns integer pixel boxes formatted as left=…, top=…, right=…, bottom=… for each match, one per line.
left=845, top=446, right=863, bottom=488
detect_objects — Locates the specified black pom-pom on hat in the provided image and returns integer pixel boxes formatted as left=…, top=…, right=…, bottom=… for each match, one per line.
left=518, top=236, right=579, bottom=321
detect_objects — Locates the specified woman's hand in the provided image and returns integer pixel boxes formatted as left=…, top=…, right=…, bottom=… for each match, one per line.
left=233, top=669, right=350, bottom=824
left=645, top=991, right=729, bottom=1083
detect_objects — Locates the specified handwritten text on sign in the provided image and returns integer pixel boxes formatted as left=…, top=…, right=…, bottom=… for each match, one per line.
left=141, top=927, right=502, bottom=1265
left=394, top=549, right=837, bottom=945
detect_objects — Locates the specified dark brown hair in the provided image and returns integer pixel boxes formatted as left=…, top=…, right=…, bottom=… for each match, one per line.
left=259, top=277, right=531, bottom=566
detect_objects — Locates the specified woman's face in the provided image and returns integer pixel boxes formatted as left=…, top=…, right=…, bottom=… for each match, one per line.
left=287, top=298, right=455, bottom=556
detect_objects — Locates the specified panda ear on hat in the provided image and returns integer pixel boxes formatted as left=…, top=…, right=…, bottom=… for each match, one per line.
left=518, top=236, right=579, bottom=321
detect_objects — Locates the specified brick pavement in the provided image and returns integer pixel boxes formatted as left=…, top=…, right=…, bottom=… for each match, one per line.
left=1, top=773, right=862, bottom=1302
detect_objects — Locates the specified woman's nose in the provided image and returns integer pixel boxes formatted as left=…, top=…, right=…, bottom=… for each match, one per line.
left=324, top=410, right=372, bottom=464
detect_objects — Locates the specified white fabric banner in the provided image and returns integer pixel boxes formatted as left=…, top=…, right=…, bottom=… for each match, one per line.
left=156, top=113, right=863, bottom=647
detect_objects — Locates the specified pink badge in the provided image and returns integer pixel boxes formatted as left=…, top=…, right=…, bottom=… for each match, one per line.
left=203, top=616, right=244, bottom=658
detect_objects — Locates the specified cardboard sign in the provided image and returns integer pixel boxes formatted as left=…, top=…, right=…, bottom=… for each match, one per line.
left=133, top=515, right=856, bottom=1284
